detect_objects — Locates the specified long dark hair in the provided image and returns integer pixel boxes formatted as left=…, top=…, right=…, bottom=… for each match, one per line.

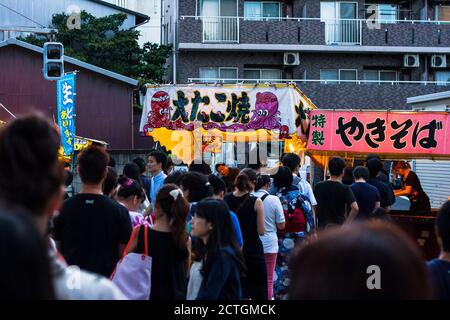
left=234, top=168, right=257, bottom=193
left=155, top=184, right=190, bottom=250
left=195, top=199, right=246, bottom=278
left=0, top=205, right=55, bottom=299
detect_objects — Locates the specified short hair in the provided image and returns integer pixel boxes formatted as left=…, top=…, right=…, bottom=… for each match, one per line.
left=289, top=221, right=431, bottom=299
left=189, top=160, right=212, bottom=175
left=271, top=166, right=293, bottom=189
left=366, top=158, right=383, bottom=178
left=123, top=162, right=140, bottom=181
left=436, top=201, right=450, bottom=252
left=282, top=153, right=301, bottom=172
left=328, top=157, right=346, bottom=177
left=255, top=174, right=271, bottom=191
left=149, top=151, right=168, bottom=171
left=208, top=174, right=226, bottom=195
left=164, top=171, right=185, bottom=186
left=78, top=146, right=109, bottom=185
left=208, top=174, right=227, bottom=195
left=353, top=166, right=370, bottom=181
left=365, top=154, right=381, bottom=163
left=180, top=172, right=213, bottom=202
left=393, top=161, right=410, bottom=170
left=132, top=157, right=146, bottom=174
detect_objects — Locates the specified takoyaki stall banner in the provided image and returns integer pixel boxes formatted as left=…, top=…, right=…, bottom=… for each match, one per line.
left=139, top=84, right=315, bottom=137
left=307, top=110, right=450, bottom=159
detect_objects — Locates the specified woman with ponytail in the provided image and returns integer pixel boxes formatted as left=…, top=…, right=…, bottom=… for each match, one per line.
left=116, top=175, right=146, bottom=227
left=224, top=168, right=267, bottom=300
left=134, top=184, right=190, bottom=300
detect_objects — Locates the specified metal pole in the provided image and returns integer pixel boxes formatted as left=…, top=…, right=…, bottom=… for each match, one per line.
left=172, top=0, right=178, bottom=84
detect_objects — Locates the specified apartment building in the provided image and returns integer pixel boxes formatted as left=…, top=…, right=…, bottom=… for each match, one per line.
left=163, top=0, right=450, bottom=109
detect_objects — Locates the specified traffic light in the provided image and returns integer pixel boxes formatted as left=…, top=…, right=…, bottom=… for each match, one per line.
left=43, top=42, right=64, bottom=80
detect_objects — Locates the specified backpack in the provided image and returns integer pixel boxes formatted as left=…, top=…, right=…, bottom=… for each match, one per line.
left=276, top=187, right=314, bottom=234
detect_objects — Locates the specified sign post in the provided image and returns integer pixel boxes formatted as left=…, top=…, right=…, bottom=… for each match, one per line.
left=57, top=73, right=76, bottom=163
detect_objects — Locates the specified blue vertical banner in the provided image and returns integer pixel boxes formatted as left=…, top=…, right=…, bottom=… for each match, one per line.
left=57, top=73, right=76, bottom=156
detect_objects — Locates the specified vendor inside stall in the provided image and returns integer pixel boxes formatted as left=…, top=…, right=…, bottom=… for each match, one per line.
left=393, top=161, right=431, bottom=216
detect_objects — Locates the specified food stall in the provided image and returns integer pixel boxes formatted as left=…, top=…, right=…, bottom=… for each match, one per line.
left=139, top=83, right=316, bottom=166
left=305, top=109, right=450, bottom=259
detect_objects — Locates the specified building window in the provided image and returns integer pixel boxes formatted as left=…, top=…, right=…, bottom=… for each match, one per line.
left=243, top=69, right=282, bottom=81
left=435, top=5, right=450, bottom=21
left=321, top=2, right=359, bottom=45
left=199, top=67, right=238, bottom=83
left=200, top=0, right=238, bottom=16
left=363, top=70, right=398, bottom=84
left=116, top=0, right=127, bottom=8
left=320, top=69, right=357, bottom=83
left=244, top=1, right=281, bottom=20
left=365, top=4, right=397, bottom=23
left=435, top=71, right=450, bottom=85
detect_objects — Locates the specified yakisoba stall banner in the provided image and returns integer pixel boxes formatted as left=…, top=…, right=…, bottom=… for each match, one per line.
left=307, top=110, right=450, bottom=158
left=139, top=84, right=315, bottom=136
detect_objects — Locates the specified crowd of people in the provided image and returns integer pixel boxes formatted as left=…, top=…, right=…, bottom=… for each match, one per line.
left=0, top=113, right=448, bottom=300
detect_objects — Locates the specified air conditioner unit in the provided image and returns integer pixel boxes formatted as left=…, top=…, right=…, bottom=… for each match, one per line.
left=404, top=54, right=420, bottom=68
left=431, top=54, right=447, bottom=68
left=284, top=52, right=300, bottom=66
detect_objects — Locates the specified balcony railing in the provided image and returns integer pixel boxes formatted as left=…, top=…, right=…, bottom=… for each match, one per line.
left=187, top=78, right=450, bottom=86
left=202, top=17, right=239, bottom=43
left=180, top=16, right=450, bottom=45
left=324, top=19, right=362, bottom=45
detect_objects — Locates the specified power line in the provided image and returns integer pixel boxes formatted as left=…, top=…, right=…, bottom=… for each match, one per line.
left=0, top=2, right=46, bottom=28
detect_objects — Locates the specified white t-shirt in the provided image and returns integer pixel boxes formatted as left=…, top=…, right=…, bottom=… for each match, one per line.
left=294, top=175, right=318, bottom=206
left=253, top=189, right=285, bottom=254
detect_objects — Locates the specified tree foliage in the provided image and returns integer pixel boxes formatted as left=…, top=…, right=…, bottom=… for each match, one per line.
left=21, top=11, right=172, bottom=85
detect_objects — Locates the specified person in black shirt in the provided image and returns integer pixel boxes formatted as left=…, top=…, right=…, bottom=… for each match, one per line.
left=54, top=147, right=132, bottom=277
left=366, top=154, right=389, bottom=183
left=314, top=157, right=359, bottom=228
left=224, top=168, right=267, bottom=300
left=350, top=166, right=380, bottom=220
left=366, top=158, right=395, bottom=211
left=134, top=184, right=190, bottom=300
left=393, top=161, right=431, bottom=215
left=191, top=198, right=245, bottom=300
